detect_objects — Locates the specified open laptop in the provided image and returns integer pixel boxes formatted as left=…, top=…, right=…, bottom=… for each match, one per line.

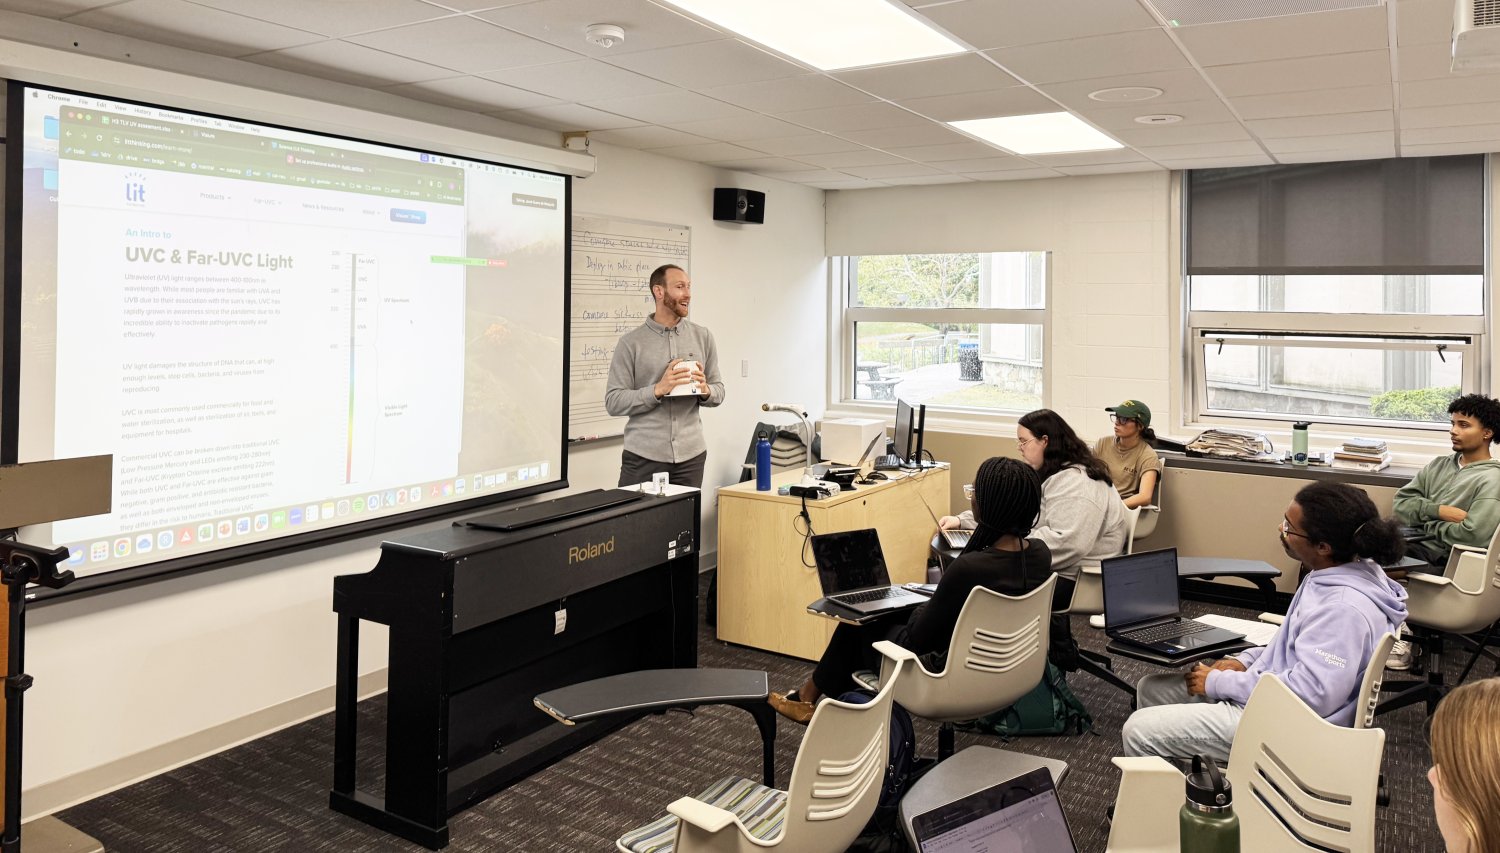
left=918, top=498, right=972, bottom=551
left=810, top=529, right=931, bottom=615
left=1102, top=548, right=1245, bottom=659
left=912, top=766, right=1077, bottom=853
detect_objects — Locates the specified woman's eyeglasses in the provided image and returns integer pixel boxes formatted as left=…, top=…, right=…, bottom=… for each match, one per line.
left=1110, top=414, right=1137, bottom=425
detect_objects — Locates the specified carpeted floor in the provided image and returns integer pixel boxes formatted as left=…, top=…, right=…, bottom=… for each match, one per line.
left=58, top=573, right=1457, bottom=852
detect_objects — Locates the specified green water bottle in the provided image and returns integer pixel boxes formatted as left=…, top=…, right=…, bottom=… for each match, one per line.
left=1180, top=754, right=1239, bottom=853
left=1292, top=421, right=1311, bottom=466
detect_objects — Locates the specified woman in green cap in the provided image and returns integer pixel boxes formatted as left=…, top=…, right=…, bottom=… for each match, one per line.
left=1094, top=400, right=1161, bottom=510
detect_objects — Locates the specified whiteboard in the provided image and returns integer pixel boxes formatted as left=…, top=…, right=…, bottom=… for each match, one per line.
left=569, top=213, right=692, bottom=441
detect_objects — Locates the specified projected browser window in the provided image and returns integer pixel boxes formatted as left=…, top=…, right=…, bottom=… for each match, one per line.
left=13, top=86, right=568, bottom=581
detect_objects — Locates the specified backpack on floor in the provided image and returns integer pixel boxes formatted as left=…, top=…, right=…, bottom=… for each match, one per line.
left=837, top=689, right=921, bottom=853
left=964, top=662, right=1093, bottom=738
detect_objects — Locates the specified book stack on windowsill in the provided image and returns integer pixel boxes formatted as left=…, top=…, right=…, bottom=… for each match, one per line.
left=1332, top=439, right=1391, bottom=472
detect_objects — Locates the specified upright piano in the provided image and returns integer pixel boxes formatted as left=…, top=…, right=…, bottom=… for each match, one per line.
left=329, top=489, right=699, bottom=849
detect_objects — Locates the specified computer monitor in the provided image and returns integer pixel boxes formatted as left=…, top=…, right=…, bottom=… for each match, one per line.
left=892, top=398, right=929, bottom=467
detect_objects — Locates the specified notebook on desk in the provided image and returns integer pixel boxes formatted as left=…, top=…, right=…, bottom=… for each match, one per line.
left=1102, top=548, right=1244, bottom=660
left=911, top=766, right=1077, bottom=853
left=811, top=528, right=930, bottom=615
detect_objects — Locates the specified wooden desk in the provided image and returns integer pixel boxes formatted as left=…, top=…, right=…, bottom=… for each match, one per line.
left=716, top=466, right=950, bottom=661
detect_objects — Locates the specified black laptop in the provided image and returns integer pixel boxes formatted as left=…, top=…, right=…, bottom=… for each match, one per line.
left=1102, top=548, right=1244, bottom=659
left=911, top=766, right=1077, bottom=852
left=810, top=529, right=930, bottom=615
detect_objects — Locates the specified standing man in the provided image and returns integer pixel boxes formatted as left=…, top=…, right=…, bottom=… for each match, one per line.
left=1394, top=394, right=1500, bottom=567
left=605, top=264, right=725, bottom=488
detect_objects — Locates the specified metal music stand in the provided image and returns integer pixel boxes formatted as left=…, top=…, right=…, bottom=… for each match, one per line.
left=0, top=456, right=112, bottom=853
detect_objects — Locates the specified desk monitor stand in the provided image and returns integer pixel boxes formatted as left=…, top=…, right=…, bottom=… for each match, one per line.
left=0, top=457, right=112, bottom=853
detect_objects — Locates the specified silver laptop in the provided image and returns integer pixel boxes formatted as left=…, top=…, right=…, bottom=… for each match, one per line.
left=918, top=497, right=972, bottom=550
left=811, top=529, right=930, bottom=615
left=912, top=766, right=1077, bottom=853
left=1102, top=548, right=1245, bottom=659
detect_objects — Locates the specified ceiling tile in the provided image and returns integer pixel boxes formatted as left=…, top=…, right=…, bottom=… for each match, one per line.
left=1028, top=148, right=1148, bottom=167
left=777, top=169, right=868, bottom=183
left=188, top=0, right=448, bottom=38
left=1040, top=68, right=1222, bottom=110
left=1152, top=154, right=1274, bottom=168
left=841, top=162, right=948, bottom=179
left=702, top=157, right=819, bottom=173
left=838, top=124, right=974, bottom=148
left=1263, top=131, right=1395, bottom=153
left=878, top=174, right=974, bottom=185
left=745, top=134, right=866, bottom=156
left=1401, top=102, right=1500, bottom=129
left=1131, top=139, right=1267, bottom=159
left=646, top=141, right=768, bottom=162
left=898, top=87, right=1058, bottom=122
left=667, top=112, right=812, bottom=141
left=1054, top=162, right=1165, bottom=175
left=834, top=54, right=1019, bottom=101
left=481, top=59, right=674, bottom=101
left=775, top=102, right=928, bottom=133
left=814, top=179, right=889, bottom=189
left=1073, top=99, right=1238, bottom=132
left=797, top=149, right=910, bottom=168
left=0, top=0, right=114, bottom=16
left=494, top=102, right=644, bottom=131
left=586, top=125, right=716, bottom=148
left=937, top=155, right=1043, bottom=172
left=1111, top=121, right=1253, bottom=146
left=1400, top=73, right=1500, bottom=107
left=474, top=0, right=724, bottom=56
left=586, top=90, right=745, bottom=124
left=1401, top=123, right=1500, bottom=145
left=1395, top=0, right=1453, bottom=45
left=1175, top=6, right=1388, bottom=67
left=347, top=15, right=578, bottom=72
left=1399, top=140, right=1500, bottom=156
left=703, top=75, right=874, bottom=113
left=1275, top=148, right=1394, bottom=163
left=1246, top=110, right=1394, bottom=138
left=384, top=75, right=562, bottom=111
left=249, top=39, right=456, bottom=86
left=918, top=0, right=1158, bottom=50
left=419, top=0, right=533, bottom=9
left=962, top=167, right=1067, bottom=181
left=882, top=141, right=1003, bottom=162
left=985, top=30, right=1191, bottom=84
left=604, top=39, right=805, bottom=89
left=1205, top=50, right=1391, bottom=97
left=1397, top=44, right=1458, bottom=80
left=1228, top=84, right=1393, bottom=119
left=68, top=0, right=322, bottom=55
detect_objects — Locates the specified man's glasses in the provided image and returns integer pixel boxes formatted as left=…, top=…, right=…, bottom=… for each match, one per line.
left=1279, top=519, right=1310, bottom=540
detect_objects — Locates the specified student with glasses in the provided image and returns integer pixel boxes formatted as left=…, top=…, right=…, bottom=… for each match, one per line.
left=1120, top=482, right=1408, bottom=763
left=1094, top=400, right=1161, bottom=510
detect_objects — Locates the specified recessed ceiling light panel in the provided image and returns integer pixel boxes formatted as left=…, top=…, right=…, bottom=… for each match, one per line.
left=1088, top=86, right=1164, bottom=102
left=949, top=112, right=1125, bottom=155
left=1135, top=114, right=1184, bottom=124
left=658, top=0, right=966, bottom=70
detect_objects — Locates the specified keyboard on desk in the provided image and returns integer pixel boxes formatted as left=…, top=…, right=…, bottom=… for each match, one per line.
left=833, top=587, right=906, bottom=605
left=873, top=454, right=907, bottom=471
left=1122, top=619, right=1219, bottom=645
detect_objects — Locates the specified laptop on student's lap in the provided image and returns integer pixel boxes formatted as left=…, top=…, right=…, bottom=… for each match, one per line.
left=911, top=766, right=1077, bottom=853
left=811, top=529, right=930, bottom=615
left=917, top=498, right=972, bottom=550
left=1102, top=548, right=1245, bottom=659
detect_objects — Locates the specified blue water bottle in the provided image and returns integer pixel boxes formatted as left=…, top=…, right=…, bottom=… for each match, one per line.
left=756, top=432, right=772, bottom=491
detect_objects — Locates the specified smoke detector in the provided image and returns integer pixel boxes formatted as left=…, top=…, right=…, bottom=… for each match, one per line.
left=1135, top=114, right=1184, bottom=124
left=585, top=23, right=625, bottom=49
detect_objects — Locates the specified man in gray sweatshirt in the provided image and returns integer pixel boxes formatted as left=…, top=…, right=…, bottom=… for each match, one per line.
left=1394, top=393, right=1500, bottom=566
left=605, top=264, right=725, bottom=488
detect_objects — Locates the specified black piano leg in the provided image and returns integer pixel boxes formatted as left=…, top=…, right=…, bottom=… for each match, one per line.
left=332, top=615, right=359, bottom=795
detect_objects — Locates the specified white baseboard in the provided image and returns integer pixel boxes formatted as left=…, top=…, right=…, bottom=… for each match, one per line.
left=24, top=669, right=389, bottom=820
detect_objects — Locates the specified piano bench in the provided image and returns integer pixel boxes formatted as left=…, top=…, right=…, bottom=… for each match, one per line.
left=534, top=668, right=776, bottom=787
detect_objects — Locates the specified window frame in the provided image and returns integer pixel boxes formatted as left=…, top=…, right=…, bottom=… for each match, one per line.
left=837, top=252, right=1053, bottom=413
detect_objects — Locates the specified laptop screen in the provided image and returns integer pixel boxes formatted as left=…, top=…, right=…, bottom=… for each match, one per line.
left=1102, top=547, right=1181, bottom=630
left=912, top=767, right=1076, bottom=853
left=810, top=528, right=891, bottom=594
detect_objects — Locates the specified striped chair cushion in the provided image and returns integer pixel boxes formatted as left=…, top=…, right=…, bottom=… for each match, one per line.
left=617, top=775, right=787, bottom=853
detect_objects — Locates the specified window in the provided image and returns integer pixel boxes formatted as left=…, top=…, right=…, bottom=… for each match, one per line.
left=1186, top=157, right=1487, bottom=429
left=841, top=252, right=1049, bottom=412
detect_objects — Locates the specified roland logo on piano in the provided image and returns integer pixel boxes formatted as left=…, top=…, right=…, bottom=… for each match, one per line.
left=568, top=535, right=616, bottom=564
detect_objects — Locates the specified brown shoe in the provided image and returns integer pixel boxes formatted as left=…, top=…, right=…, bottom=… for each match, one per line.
left=768, top=690, right=816, bottom=725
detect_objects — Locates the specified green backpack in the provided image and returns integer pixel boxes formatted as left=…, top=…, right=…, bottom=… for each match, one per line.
left=965, top=662, right=1093, bottom=738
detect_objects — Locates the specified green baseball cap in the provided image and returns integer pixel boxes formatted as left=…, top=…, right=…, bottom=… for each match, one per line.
left=1106, top=400, right=1151, bottom=428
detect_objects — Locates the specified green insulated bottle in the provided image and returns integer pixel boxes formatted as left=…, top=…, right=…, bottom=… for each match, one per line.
left=1180, top=754, right=1239, bottom=853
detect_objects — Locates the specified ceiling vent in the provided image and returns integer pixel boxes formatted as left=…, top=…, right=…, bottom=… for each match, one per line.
left=1144, top=0, right=1381, bottom=27
left=1454, top=0, right=1500, bottom=71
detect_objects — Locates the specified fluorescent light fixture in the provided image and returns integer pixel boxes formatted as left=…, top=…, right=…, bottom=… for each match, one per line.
left=659, top=0, right=966, bottom=71
left=949, top=112, right=1125, bottom=155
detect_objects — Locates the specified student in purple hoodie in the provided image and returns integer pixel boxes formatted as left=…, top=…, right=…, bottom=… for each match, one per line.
left=1121, top=482, right=1408, bottom=763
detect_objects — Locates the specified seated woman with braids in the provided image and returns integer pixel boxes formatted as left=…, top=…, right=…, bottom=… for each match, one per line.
left=768, top=457, right=1053, bottom=724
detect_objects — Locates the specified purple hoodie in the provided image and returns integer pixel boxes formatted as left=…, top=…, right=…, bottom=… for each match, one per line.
left=1205, top=559, right=1407, bottom=726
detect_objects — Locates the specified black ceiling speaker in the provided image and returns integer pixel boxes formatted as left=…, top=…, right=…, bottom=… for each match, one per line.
left=713, top=188, right=765, bottom=224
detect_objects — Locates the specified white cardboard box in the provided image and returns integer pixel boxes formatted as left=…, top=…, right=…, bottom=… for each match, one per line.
left=820, top=417, right=887, bottom=465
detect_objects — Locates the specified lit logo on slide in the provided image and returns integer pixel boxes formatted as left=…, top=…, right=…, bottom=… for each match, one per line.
left=124, top=170, right=146, bottom=206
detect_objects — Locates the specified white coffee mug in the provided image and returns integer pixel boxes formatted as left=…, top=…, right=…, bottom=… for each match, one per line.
left=667, top=360, right=701, bottom=397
